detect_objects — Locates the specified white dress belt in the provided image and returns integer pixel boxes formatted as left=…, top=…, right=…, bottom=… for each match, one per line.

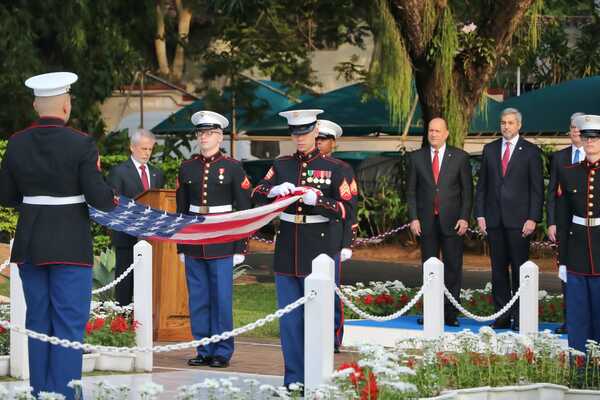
left=280, top=212, right=329, bottom=224
left=189, top=204, right=232, bottom=214
left=22, top=195, right=86, bottom=205
left=572, top=215, right=600, bottom=227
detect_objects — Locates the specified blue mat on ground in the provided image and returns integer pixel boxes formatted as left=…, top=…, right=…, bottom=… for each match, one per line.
left=345, top=315, right=567, bottom=340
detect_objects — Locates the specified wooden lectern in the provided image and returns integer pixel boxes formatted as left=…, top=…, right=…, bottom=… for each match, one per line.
left=136, top=189, right=193, bottom=341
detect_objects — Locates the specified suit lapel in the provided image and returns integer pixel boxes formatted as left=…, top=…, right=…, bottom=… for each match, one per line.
left=494, top=139, right=504, bottom=179
left=438, top=146, right=452, bottom=183
left=148, top=164, right=158, bottom=189
left=127, top=159, right=144, bottom=193
left=423, top=147, right=435, bottom=185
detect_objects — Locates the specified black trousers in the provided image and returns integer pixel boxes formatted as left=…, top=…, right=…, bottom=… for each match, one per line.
left=114, top=246, right=134, bottom=306
left=487, top=226, right=531, bottom=324
left=420, top=217, right=464, bottom=321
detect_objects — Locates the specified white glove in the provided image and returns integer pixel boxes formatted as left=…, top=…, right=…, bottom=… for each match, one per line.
left=268, top=182, right=296, bottom=198
left=558, top=265, right=567, bottom=283
left=233, top=254, right=245, bottom=266
left=178, top=253, right=185, bottom=263
left=302, top=189, right=319, bottom=206
left=340, top=248, right=352, bottom=262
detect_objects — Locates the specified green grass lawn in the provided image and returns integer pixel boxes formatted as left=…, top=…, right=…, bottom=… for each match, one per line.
left=233, top=283, right=280, bottom=338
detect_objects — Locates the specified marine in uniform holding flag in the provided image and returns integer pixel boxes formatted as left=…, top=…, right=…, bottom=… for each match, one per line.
left=316, top=119, right=358, bottom=352
left=252, top=109, right=357, bottom=388
left=0, top=72, right=117, bottom=400
left=176, top=110, right=252, bottom=368
left=556, top=114, right=600, bottom=353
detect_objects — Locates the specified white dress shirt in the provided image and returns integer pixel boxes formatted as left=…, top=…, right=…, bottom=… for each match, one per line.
left=131, top=156, right=150, bottom=187
left=501, top=134, right=519, bottom=161
left=571, top=145, right=585, bottom=164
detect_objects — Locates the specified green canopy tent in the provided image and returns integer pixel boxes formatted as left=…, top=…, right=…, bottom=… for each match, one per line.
left=151, top=80, right=313, bottom=134
left=499, top=76, right=600, bottom=134
left=244, top=83, right=503, bottom=136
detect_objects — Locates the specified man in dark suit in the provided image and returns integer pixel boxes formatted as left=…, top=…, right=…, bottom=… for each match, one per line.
left=475, top=108, right=544, bottom=330
left=407, top=117, right=473, bottom=326
left=546, top=112, right=585, bottom=334
left=107, top=129, right=165, bottom=305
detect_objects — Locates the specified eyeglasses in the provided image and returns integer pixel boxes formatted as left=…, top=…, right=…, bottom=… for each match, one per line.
left=196, top=129, right=221, bottom=137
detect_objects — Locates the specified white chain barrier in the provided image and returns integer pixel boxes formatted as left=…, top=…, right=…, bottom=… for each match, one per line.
left=91, top=258, right=140, bottom=295
left=1, top=290, right=316, bottom=353
left=443, top=275, right=531, bottom=322
left=334, top=273, right=434, bottom=321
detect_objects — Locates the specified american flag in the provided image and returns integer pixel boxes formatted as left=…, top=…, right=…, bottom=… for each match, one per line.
left=89, top=194, right=302, bottom=244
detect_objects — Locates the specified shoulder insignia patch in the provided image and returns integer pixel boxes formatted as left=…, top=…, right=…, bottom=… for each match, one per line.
left=241, top=176, right=251, bottom=190
left=264, top=166, right=275, bottom=180
left=350, top=178, right=358, bottom=196
left=339, top=178, right=352, bottom=201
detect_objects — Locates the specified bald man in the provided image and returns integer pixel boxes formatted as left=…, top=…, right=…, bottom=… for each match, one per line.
left=407, top=118, right=473, bottom=327
left=0, top=72, right=116, bottom=400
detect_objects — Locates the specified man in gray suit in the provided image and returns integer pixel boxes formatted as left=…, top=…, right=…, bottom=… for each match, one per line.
left=407, top=117, right=473, bottom=326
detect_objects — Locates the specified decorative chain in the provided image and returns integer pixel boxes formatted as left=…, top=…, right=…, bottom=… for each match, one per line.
left=334, top=273, right=434, bottom=321
left=91, top=258, right=140, bottom=295
left=253, top=226, right=556, bottom=250
left=443, top=276, right=530, bottom=322
left=1, top=290, right=316, bottom=354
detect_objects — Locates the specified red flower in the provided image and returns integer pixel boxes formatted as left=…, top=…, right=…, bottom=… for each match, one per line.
left=360, top=372, right=378, bottom=400
left=93, top=318, right=105, bottom=331
left=85, top=321, right=93, bottom=335
left=406, top=357, right=416, bottom=369
left=110, top=316, right=129, bottom=333
left=375, top=295, right=386, bottom=305
left=363, top=295, right=374, bottom=305
left=524, top=348, right=534, bottom=364
left=559, top=352, right=567, bottom=367
left=486, top=295, right=493, bottom=305
left=508, top=352, right=519, bottom=362
left=129, top=320, right=140, bottom=332
left=399, top=294, right=409, bottom=305
left=338, top=362, right=364, bottom=386
left=575, top=354, right=586, bottom=369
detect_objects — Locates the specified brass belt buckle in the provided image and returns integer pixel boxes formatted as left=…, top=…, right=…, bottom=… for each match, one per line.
left=295, top=214, right=304, bottom=224
left=198, top=206, right=209, bottom=214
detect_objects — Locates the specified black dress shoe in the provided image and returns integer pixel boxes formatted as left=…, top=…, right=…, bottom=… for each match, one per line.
left=417, top=318, right=424, bottom=325
left=554, top=324, right=567, bottom=334
left=334, top=345, right=341, bottom=354
left=187, top=355, right=212, bottom=366
left=445, top=318, right=460, bottom=327
left=209, top=356, right=230, bottom=368
left=489, top=320, right=511, bottom=329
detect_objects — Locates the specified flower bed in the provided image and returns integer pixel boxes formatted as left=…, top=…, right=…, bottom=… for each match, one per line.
left=85, top=301, right=138, bottom=348
left=341, top=281, right=564, bottom=322
left=331, top=329, right=600, bottom=399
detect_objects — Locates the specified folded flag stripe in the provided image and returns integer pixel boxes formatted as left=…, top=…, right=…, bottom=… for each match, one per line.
left=89, top=194, right=303, bottom=244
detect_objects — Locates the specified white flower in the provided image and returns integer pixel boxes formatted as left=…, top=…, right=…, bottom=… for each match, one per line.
left=380, top=380, right=418, bottom=392
left=37, top=393, right=66, bottom=400
left=461, top=22, right=477, bottom=34
left=538, top=290, right=548, bottom=299
left=12, top=386, right=35, bottom=400
left=67, top=380, right=82, bottom=390
left=140, top=382, right=164, bottom=399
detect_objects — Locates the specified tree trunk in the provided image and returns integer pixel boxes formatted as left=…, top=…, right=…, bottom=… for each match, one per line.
left=172, top=1, right=192, bottom=81
left=154, top=0, right=170, bottom=76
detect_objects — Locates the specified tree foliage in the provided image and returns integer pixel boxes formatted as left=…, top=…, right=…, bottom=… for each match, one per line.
left=0, top=1, right=144, bottom=139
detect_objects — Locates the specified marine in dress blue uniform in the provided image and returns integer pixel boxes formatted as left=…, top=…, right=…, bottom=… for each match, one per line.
left=252, top=110, right=357, bottom=387
left=0, top=72, right=117, bottom=400
left=315, top=119, right=358, bottom=353
left=556, top=114, right=600, bottom=353
left=176, top=111, right=252, bottom=368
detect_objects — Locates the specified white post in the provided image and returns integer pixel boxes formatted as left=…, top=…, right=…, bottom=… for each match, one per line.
left=519, top=261, right=539, bottom=335
left=8, top=239, right=28, bottom=379
left=133, top=241, right=153, bottom=371
left=423, top=257, right=444, bottom=339
left=304, top=254, right=335, bottom=392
